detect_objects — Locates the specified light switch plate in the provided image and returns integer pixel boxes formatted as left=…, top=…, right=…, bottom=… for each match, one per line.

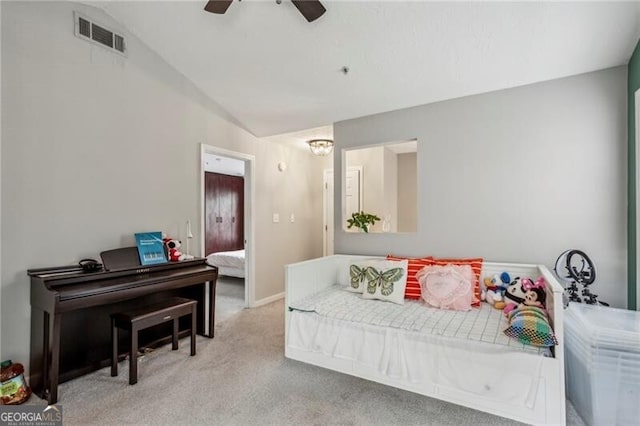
left=273, top=213, right=280, bottom=223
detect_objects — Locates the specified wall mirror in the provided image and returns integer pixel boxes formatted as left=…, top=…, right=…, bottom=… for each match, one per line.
left=343, top=139, right=417, bottom=233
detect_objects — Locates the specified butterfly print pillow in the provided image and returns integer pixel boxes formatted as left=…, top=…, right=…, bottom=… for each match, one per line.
left=358, top=259, right=408, bottom=305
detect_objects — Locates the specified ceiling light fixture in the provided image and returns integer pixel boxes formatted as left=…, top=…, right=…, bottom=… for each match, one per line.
left=307, top=139, right=334, bottom=156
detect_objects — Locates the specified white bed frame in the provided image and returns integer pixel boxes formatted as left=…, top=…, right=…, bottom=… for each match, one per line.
left=285, top=255, right=566, bottom=425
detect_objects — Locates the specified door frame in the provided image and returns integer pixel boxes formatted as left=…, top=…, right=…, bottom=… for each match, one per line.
left=323, top=166, right=363, bottom=252
left=345, top=165, right=364, bottom=217
left=200, top=143, right=255, bottom=308
left=323, top=169, right=334, bottom=256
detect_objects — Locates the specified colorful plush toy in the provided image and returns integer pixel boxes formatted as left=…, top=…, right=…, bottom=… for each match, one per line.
left=502, top=276, right=527, bottom=316
left=163, top=238, right=194, bottom=262
left=519, top=277, right=547, bottom=309
left=481, top=272, right=510, bottom=309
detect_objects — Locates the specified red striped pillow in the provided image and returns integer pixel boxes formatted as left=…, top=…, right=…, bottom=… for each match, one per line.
left=427, top=258, right=483, bottom=306
left=387, top=255, right=433, bottom=299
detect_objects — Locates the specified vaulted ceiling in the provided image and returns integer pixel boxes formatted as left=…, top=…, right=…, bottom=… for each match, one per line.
left=94, top=1, right=640, bottom=138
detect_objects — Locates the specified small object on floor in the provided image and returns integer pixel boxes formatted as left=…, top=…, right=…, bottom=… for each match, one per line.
left=111, top=297, right=197, bottom=385
left=0, top=360, right=31, bottom=405
left=124, top=347, right=155, bottom=361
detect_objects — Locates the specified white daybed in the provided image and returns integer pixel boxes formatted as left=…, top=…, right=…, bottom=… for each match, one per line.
left=285, top=255, right=566, bottom=425
left=206, top=249, right=245, bottom=278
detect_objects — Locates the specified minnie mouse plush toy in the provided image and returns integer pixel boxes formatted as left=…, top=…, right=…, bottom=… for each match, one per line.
left=519, top=277, right=547, bottom=309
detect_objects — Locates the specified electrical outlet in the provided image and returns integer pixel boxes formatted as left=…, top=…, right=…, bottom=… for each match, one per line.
left=273, top=213, right=280, bottom=223
left=290, top=213, right=295, bottom=223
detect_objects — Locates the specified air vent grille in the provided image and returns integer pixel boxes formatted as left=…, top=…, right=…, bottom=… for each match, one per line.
left=91, top=23, right=113, bottom=48
left=78, top=17, right=90, bottom=37
left=74, top=12, right=126, bottom=56
left=114, top=34, right=125, bottom=53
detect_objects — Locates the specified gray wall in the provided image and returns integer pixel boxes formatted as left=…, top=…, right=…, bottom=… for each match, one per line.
left=334, top=67, right=628, bottom=308
left=1, top=2, right=323, bottom=365
left=397, top=152, right=417, bottom=232
left=383, top=147, right=398, bottom=232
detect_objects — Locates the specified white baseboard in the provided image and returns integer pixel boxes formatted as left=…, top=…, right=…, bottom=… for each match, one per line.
left=252, top=291, right=284, bottom=307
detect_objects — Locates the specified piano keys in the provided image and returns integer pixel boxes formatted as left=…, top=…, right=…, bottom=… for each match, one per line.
left=29, top=251, right=218, bottom=404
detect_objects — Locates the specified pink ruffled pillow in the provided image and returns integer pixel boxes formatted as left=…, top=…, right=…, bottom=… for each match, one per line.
left=416, top=264, right=475, bottom=311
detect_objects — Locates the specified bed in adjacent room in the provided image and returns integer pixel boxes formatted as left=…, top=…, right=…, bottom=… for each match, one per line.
left=206, top=249, right=245, bottom=278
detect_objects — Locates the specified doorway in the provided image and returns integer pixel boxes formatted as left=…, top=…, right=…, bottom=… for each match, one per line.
left=323, top=166, right=363, bottom=256
left=200, top=144, right=255, bottom=316
left=323, top=169, right=334, bottom=256
left=204, top=172, right=244, bottom=255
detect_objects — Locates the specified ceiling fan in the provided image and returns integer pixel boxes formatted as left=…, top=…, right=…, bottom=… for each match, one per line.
left=204, top=0, right=326, bottom=23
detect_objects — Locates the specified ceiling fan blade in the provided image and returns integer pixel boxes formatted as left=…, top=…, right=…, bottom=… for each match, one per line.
left=204, top=0, right=234, bottom=14
left=291, top=0, right=326, bottom=22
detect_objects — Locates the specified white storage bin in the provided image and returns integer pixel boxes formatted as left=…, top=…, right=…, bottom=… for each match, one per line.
left=564, top=303, right=640, bottom=426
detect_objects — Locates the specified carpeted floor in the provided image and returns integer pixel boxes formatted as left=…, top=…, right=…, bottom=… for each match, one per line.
left=215, top=275, right=246, bottom=323
left=27, top=299, right=586, bottom=425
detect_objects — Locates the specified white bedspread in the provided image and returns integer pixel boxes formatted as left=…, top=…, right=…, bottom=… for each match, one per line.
left=289, top=285, right=544, bottom=353
left=206, top=249, right=245, bottom=269
left=288, top=286, right=552, bottom=409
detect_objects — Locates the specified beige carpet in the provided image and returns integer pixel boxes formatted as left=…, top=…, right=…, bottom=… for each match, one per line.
left=27, top=299, right=585, bottom=425
left=215, top=276, right=246, bottom=323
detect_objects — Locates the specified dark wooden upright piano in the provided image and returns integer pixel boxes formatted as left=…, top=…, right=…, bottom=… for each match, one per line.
left=29, top=248, right=218, bottom=404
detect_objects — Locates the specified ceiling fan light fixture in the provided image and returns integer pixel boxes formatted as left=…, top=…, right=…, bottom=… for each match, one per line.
left=204, top=0, right=233, bottom=14
left=307, top=139, right=334, bottom=156
left=291, top=0, right=326, bottom=22
left=204, top=0, right=325, bottom=22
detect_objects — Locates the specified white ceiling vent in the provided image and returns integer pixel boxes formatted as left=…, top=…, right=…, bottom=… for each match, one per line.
left=74, top=12, right=126, bottom=56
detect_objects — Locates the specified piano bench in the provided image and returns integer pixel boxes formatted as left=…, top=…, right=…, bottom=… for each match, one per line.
left=110, top=297, right=197, bottom=385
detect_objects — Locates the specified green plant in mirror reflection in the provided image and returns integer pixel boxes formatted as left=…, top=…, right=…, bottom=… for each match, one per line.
left=346, top=211, right=381, bottom=233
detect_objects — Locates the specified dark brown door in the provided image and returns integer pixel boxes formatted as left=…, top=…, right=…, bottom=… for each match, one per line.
left=205, top=172, right=244, bottom=255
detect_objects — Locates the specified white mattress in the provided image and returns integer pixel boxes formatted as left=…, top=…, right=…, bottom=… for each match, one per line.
left=289, top=285, right=546, bottom=354
left=207, top=249, right=245, bottom=269
left=288, top=286, right=552, bottom=408
left=206, top=250, right=245, bottom=277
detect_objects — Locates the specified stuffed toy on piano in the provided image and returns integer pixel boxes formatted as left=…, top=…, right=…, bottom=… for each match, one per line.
left=163, top=238, right=194, bottom=262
